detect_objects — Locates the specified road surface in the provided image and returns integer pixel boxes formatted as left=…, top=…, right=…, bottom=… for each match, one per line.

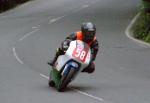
left=1, top=0, right=150, bottom=103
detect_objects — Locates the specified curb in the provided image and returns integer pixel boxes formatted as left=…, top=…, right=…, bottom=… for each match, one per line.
left=125, top=12, right=150, bottom=48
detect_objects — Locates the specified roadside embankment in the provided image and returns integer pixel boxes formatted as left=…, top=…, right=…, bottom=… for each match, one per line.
left=125, top=0, right=150, bottom=47
left=0, top=0, right=31, bottom=13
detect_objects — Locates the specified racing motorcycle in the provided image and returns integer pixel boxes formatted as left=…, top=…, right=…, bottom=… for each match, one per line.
left=48, top=40, right=92, bottom=92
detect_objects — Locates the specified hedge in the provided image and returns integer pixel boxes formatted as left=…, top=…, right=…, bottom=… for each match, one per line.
left=133, top=0, right=150, bottom=43
left=0, top=0, right=31, bottom=12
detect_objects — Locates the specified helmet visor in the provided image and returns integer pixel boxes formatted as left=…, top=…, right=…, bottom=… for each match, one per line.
left=84, top=31, right=95, bottom=42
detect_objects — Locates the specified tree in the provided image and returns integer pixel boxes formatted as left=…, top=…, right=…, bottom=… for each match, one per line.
left=142, top=0, right=150, bottom=13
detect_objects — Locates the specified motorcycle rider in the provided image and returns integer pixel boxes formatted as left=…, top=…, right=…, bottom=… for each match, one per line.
left=48, top=22, right=99, bottom=73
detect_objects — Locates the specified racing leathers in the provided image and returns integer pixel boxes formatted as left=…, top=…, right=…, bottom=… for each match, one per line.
left=49, top=31, right=99, bottom=73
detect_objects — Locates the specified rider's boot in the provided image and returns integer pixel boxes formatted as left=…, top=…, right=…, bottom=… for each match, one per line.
left=48, top=48, right=64, bottom=66
left=81, top=62, right=95, bottom=73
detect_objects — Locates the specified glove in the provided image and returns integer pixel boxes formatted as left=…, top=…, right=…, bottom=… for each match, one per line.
left=62, top=39, right=71, bottom=51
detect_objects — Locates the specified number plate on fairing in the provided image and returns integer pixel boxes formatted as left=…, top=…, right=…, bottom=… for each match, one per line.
left=66, top=40, right=91, bottom=64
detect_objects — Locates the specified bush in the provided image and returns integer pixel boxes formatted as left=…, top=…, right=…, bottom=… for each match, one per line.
left=133, top=0, right=150, bottom=43
left=145, top=32, right=150, bottom=42
left=142, top=0, right=150, bottom=13
left=0, top=0, right=31, bottom=13
left=133, top=12, right=150, bottom=41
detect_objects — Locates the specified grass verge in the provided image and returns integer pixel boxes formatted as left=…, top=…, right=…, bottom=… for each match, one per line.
left=133, top=11, right=150, bottom=43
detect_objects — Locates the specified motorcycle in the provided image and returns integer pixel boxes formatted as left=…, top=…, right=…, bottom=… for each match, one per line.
left=48, top=40, right=92, bottom=92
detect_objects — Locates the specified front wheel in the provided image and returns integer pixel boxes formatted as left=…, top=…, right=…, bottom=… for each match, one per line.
left=58, top=68, right=77, bottom=92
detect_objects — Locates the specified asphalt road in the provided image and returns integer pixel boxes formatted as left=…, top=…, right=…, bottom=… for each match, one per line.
left=1, top=0, right=150, bottom=103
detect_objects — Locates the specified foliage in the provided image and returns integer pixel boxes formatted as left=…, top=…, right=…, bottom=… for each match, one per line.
left=145, top=32, right=150, bottom=42
left=133, top=0, right=150, bottom=43
left=133, top=12, right=150, bottom=38
left=0, top=0, right=31, bottom=12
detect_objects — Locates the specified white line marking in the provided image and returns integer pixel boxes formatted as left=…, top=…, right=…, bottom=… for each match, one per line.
left=82, top=5, right=89, bottom=9
left=12, top=47, right=24, bottom=64
left=40, top=74, right=104, bottom=102
left=32, top=26, right=38, bottom=29
left=49, top=16, right=65, bottom=24
left=125, top=13, right=150, bottom=48
left=19, top=29, right=39, bottom=41
left=40, top=74, right=49, bottom=79
left=70, top=87, right=104, bottom=101
left=73, top=5, right=90, bottom=13
left=32, top=25, right=40, bottom=29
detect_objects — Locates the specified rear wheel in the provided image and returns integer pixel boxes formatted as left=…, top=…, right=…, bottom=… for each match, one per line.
left=58, top=68, right=76, bottom=92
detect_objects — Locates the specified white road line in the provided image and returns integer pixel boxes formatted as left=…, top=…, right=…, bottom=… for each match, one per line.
left=82, top=5, right=89, bottom=9
left=32, top=26, right=40, bottom=29
left=19, top=29, right=39, bottom=41
left=40, top=74, right=104, bottom=102
left=15, top=15, right=65, bottom=63
left=19, top=15, right=65, bottom=42
left=73, top=5, right=90, bottom=13
left=70, top=87, right=104, bottom=102
left=12, top=47, right=24, bottom=64
left=49, top=16, right=65, bottom=24
left=40, top=74, right=49, bottom=79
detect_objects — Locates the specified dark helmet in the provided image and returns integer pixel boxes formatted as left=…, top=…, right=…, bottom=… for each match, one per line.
left=81, top=22, right=96, bottom=42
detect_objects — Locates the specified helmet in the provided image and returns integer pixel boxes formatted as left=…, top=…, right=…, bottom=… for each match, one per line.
left=81, top=22, right=96, bottom=42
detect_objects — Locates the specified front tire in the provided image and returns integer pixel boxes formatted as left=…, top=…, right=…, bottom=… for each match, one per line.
left=58, top=68, right=76, bottom=92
